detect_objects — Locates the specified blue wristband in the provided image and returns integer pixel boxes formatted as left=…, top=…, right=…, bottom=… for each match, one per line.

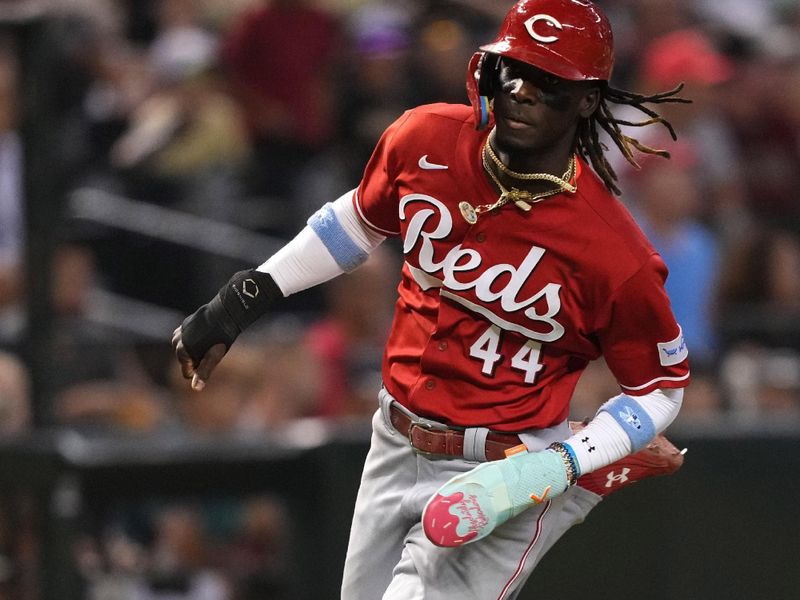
left=308, top=203, right=369, bottom=272
left=599, top=395, right=656, bottom=452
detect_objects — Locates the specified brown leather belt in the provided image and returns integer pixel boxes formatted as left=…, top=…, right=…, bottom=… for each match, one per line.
left=389, top=403, right=523, bottom=461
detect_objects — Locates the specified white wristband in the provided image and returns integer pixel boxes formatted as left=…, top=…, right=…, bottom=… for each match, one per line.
left=563, top=388, right=683, bottom=475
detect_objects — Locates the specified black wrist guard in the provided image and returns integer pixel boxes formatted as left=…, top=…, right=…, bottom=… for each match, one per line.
left=180, top=269, right=282, bottom=363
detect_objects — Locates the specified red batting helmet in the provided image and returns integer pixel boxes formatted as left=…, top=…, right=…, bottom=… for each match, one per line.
left=467, top=0, right=614, bottom=128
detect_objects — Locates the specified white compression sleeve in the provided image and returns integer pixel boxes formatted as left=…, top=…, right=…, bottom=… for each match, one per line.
left=256, top=189, right=385, bottom=296
left=331, top=189, right=386, bottom=253
left=563, top=387, right=683, bottom=475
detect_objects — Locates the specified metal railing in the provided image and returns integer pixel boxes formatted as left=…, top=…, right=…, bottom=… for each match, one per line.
left=68, top=187, right=287, bottom=264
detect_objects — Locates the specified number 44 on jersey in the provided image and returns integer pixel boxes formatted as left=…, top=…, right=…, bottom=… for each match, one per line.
left=470, top=325, right=544, bottom=384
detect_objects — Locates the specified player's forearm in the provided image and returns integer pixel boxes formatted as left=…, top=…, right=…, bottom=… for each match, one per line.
left=257, top=189, right=386, bottom=296
left=560, top=387, right=683, bottom=476
left=178, top=190, right=385, bottom=363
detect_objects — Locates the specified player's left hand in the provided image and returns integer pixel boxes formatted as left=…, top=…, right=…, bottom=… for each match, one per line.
left=422, top=448, right=569, bottom=547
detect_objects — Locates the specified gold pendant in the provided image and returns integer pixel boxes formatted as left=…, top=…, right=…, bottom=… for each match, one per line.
left=514, top=199, right=532, bottom=211
left=459, top=201, right=478, bottom=225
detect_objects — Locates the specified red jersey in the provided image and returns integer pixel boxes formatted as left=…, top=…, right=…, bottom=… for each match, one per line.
left=354, top=104, right=691, bottom=431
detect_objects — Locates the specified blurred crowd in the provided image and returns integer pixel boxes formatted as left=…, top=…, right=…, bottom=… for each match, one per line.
left=0, top=0, right=799, bottom=597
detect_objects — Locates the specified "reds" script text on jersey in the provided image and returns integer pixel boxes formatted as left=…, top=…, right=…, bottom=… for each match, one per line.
left=399, top=194, right=565, bottom=342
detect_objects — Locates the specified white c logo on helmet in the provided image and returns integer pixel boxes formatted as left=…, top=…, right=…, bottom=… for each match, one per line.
left=524, top=14, right=563, bottom=44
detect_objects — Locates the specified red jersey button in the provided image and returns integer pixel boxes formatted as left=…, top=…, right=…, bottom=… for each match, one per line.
left=438, top=341, right=448, bottom=351
left=425, top=379, right=436, bottom=390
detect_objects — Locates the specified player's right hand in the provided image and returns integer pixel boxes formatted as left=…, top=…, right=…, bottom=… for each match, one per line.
left=172, top=326, right=227, bottom=391
left=171, top=269, right=281, bottom=391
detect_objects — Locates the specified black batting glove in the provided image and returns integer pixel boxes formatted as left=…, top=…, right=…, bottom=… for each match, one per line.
left=180, top=269, right=282, bottom=364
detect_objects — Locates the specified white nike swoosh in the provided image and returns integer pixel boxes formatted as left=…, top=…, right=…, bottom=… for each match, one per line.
left=418, top=155, right=449, bottom=170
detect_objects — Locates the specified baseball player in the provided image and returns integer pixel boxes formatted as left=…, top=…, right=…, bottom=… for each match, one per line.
left=172, top=0, right=691, bottom=598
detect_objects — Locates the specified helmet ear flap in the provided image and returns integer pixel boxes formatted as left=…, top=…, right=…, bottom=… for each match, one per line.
left=466, top=52, right=501, bottom=130
left=478, top=53, right=501, bottom=99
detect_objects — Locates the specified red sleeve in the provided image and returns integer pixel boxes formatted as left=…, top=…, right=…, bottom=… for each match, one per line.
left=352, top=111, right=414, bottom=237
left=598, top=254, right=691, bottom=395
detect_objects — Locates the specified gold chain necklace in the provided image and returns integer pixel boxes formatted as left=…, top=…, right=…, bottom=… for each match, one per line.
left=485, top=131, right=577, bottom=191
left=458, top=140, right=577, bottom=225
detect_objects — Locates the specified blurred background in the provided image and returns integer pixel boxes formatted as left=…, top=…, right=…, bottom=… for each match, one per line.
left=0, top=0, right=798, bottom=598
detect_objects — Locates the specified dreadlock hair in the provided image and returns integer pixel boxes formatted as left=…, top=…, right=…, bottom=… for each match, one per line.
left=576, top=83, right=691, bottom=195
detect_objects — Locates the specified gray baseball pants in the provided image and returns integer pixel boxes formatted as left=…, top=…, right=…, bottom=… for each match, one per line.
left=340, top=388, right=602, bottom=600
